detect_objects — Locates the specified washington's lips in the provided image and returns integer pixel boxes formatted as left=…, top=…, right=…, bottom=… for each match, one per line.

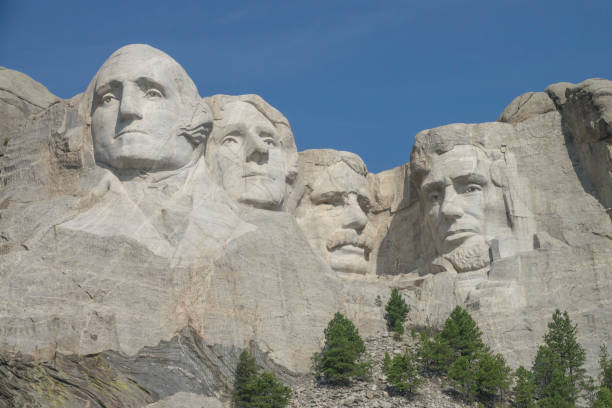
left=443, top=229, right=477, bottom=242
left=326, top=235, right=371, bottom=253
left=115, top=129, right=148, bottom=139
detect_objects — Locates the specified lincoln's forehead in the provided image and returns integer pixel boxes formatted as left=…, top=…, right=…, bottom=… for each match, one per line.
left=423, top=145, right=490, bottom=185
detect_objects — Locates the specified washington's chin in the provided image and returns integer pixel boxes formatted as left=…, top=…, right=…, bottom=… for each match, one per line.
left=328, top=245, right=369, bottom=274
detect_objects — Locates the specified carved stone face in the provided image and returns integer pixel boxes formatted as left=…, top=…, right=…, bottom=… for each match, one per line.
left=420, top=145, right=489, bottom=254
left=91, top=46, right=195, bottom=171
left=206, top=101, right=287, bottom=209
left=296, top=161, right=372, bottom=274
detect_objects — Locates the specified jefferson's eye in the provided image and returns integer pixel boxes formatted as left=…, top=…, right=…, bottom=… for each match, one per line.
left=101, top=93, right=116, bottom=105
left=222, top=136, right=239, bottom=145
left=145, top=89, right=163, bottom=98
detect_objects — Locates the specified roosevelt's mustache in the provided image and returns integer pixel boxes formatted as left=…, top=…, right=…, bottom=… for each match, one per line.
left=326, top=230, right=372, bottom=252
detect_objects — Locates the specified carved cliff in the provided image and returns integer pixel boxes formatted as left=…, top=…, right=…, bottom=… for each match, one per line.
left=0, top=46, right=611, bottom=406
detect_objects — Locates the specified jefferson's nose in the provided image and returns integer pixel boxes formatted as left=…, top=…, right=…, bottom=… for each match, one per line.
left=245, top=132, right=269, bottom=164
left=440, top=187, right=464, bottom=220
left=343, top=194, right=368, bottom=232
left=119, top=85, right=143, bottom=122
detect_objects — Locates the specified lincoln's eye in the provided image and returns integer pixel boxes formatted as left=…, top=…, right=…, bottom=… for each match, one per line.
left=466, top=184, right=482, bottom=193
left=145, top=89, right=163, bottom=98
left=428, top=192, right=440, bottom=202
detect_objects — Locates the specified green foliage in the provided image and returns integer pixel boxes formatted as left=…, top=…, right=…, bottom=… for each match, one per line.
left=3, top=137, right=8, bottom=147
left=385, top=288, right=410, bottom=337
left=418, top=307, right=511, bottom=403
left=514, top=366, right=537, bottom=408
left=593, top=387, right=612, bottom=408
left=448, top=355, right=479, bottom=402
left=312, top=312, right=370, bottom=385
left=382, top=349, right=423, bottom=395
left=417, top=332, right=454, bottom=375
left=601, top=345, right=612, bottom=391
left=476, top=352, right=511, bottom=400
left=234, top=350, right=292, bottom=408
left=532, top=310, right=586, bottom=406
left=439, top=306, right=486, bottom=359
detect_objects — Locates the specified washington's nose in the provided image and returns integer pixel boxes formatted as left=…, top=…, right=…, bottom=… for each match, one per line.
left=245, top=132, right=269, bottom=164
left=119, top=85, right=143, bottom=122
left=343, top=194, right=368, bottom=232
left=440, top=187, right=464, bottom=220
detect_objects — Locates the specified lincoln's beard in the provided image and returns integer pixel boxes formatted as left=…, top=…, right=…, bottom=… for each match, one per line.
left=443, top=236, right=491, bottom=273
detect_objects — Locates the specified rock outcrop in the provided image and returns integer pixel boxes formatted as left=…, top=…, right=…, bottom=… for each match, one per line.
left=1, top=45, right=611, bottom=406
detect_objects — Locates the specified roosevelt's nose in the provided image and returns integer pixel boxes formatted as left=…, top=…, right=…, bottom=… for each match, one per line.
left=343, top=194, right=368, bottom=232
left=119, top=84, right=143, bottom=122
left=440, top=186, right=464, bottom=220
left=245, top=132, right=269, bottom=164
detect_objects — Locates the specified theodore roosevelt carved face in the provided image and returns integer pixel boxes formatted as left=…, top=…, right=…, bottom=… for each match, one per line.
left=90, top=44, right=203, bottom=171
left=205, top=95, right=298, bottom=210
left=295, top=150, right=372, bottom=274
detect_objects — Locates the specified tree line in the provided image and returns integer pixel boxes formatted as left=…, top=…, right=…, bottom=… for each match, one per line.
left=232, top=288, right=612, bottom=407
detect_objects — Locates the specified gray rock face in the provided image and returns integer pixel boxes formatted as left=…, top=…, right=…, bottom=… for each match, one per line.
left=1, top=45, right=611, bottom=405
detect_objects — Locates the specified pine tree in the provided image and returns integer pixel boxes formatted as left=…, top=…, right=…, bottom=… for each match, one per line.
left=234, top=350, right=292, bottom=408
left=439, top=306, right=486, bottom=359
left=543, top=309, right=586, bottom=400
left=532, top=309, right=586, bottom=406
left=592, top=387, right=612, bottom=408
left=385, top=288, right=410, bottom=338
left=312, top=312, right=370, bottom=385
left=600, top=344, right=612, bottom=390
left=382, top=349, right=423, bottom=396
left=448, top=355, right=479, bottom=402
left=476, top=352, right=511, bottom=402
left=513, top=366, right=537, bottom=408
left=417, top=331, right=454, bottom=375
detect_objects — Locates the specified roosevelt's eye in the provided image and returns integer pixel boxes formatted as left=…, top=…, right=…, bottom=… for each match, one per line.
left=145, top=88, right=163, bottom=98
left=101, top=93, right=116, bottom=105
left=428, top=191, right=441, bottom=202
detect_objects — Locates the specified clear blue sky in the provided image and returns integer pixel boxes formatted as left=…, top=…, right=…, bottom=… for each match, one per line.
left=2, top=0, right=611, bottom=173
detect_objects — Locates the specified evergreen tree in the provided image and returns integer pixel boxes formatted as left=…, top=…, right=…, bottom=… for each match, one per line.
left=439, top=306, right=486, bottom=359
left=600, top=345, right=612, bottom=390
left=417, top=332, right=454, bottom=375
left=234, top=350, right=292, bottom=408
left=532, top=309, right=586, bottom=405
left=448, top=355, right=479, bottom=402
left=385, top=288, right=410, bottom=338
left=476, top=352, right=511, bottom=402
left=312, top=312, right=370, bottom=385
left=513, top=366, right=537, bottom=408
left=592, top=387, right=612, bottom=408
left=543, top=309, right=586, bottom=400
left=382, top=349, right=423, bottom=396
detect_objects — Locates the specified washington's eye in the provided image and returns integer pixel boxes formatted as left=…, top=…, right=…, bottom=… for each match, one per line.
left=263, top=138, right=275, bottom=146
left=145, top=89, right=163, bottom=98
left=101, top=93, right=116, bottom=105
left=260, top=132, right=277, bottom=146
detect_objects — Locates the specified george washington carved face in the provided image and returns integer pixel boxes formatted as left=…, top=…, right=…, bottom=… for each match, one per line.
left=91, top=45, right=202, bottom=171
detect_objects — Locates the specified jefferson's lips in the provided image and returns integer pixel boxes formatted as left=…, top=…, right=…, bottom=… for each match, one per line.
left=114, top=129, right=148, bottom=139
left=330, top=244, right=365, bottom=256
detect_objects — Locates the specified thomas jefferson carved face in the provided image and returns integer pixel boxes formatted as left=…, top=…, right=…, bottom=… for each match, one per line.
left=91, top=45, right=199, bottom=171
left=206, top=101, right=287, bottom=209
left=296, top=158, right=372, bottom=274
